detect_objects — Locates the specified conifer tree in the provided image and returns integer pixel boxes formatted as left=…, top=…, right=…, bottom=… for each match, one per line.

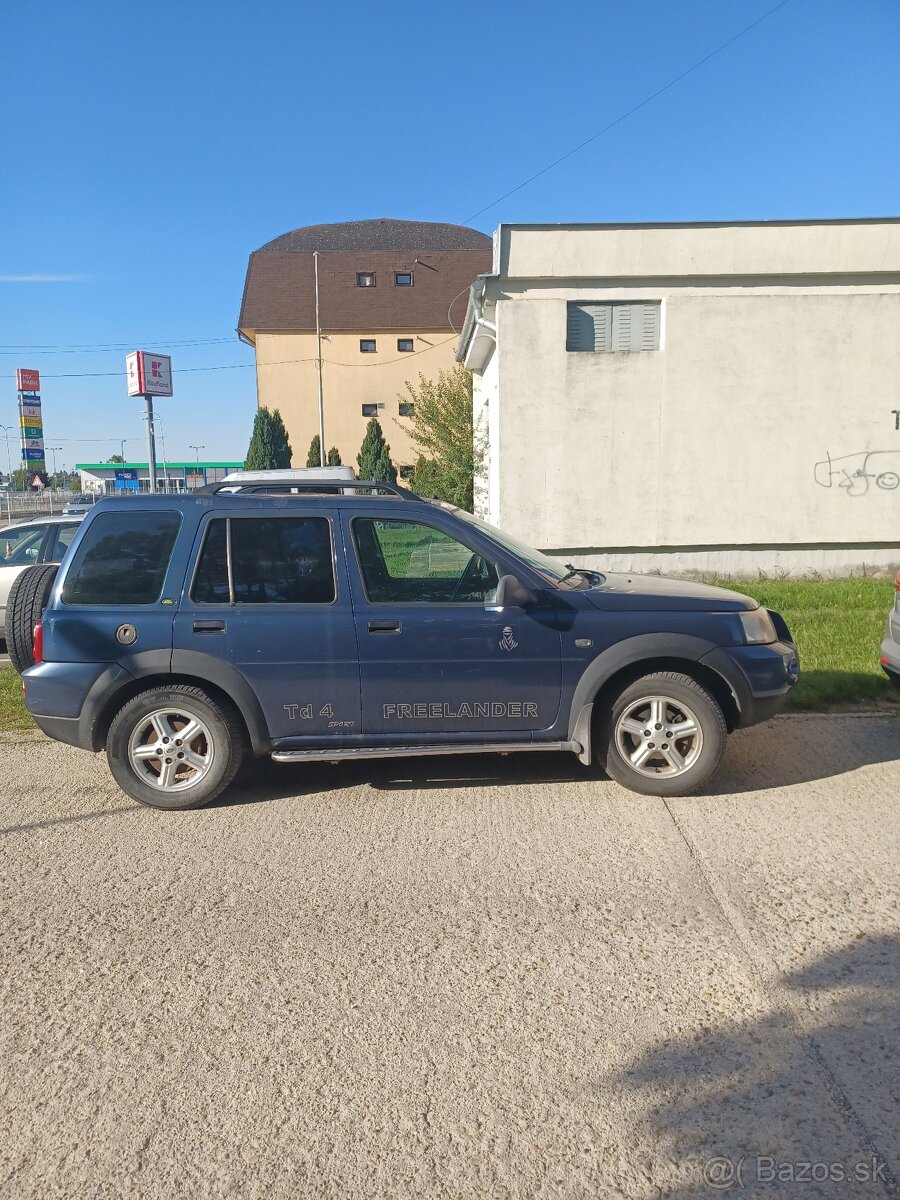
left=356, top=418, right=397, bottom=485
left=245, top=407, right=293, bottom=470
left=326, top=446, right=342, bottom=466
left=306, top=434, right=322, bottom=468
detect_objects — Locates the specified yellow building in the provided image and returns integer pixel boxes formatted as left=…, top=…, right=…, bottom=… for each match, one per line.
left=238, top=218, right=492, bottom=472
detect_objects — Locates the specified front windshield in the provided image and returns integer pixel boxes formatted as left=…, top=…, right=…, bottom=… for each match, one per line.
left=452, top=508, right=603, bottom=589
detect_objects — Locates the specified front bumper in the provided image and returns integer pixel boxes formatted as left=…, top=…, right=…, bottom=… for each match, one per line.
left=701, top=639, right=799, bottom=728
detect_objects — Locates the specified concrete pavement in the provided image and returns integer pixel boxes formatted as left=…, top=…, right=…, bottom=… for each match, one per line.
left=0, top=716, right=898, bottom=1199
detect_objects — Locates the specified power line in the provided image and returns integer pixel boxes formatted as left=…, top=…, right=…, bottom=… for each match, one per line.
left=461, top=0, right=793, bottom=224
left=0, top=335, right=457, bottom=380
left=0, top=337, right=234, bottom=352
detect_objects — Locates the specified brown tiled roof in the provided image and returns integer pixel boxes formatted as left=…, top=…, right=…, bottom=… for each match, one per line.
left=259, top=218, right=491, bottom=254
left=239, top=220, right=492, bottom=336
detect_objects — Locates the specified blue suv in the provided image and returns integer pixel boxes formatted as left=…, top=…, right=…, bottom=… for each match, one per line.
left=21, top=483, right=799, bottom=809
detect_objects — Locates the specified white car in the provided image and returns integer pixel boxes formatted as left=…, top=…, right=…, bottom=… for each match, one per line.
left=0, top=516, right=84, bottom=638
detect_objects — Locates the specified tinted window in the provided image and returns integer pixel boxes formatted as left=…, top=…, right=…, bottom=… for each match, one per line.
left=191, top=520, right=229, bottom=603
left=353, top=518, right=499, bottom=603
left=193, top=517, right=335, bottom=604
left=62, top=511, right=181, bottom=605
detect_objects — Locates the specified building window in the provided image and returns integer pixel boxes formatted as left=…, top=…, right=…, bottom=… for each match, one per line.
left=361, top=403, right=384, bottom=417
left=398, top=402, right=415, bottom=417
left=397, top=338, right=414, bottom=353
left=566, top=301, right=661, bottom=353
left=357, top=271, right=376, bottom=287
left=360, top=338, right=376, bottom=353
left=394, top=272, right=413, bottom=287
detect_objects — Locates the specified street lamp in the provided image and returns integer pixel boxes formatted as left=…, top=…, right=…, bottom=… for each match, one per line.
left=155, top=417, right=170, bottom=492
left=47, top=446, right=62, bottom=480
left=0, top=424, right=16, bottom=480
left=190, top=444, right=205, bottom=463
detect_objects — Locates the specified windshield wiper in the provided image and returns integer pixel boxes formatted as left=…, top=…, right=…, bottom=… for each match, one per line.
left=558, top=564, right=605, bottom=588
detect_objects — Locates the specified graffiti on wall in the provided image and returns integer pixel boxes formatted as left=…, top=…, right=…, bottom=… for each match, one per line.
left=814, top=450, right=900, bottom=497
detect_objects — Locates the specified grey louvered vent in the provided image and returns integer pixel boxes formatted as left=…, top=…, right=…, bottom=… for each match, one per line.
left=566, top=301, right=660, bottom=353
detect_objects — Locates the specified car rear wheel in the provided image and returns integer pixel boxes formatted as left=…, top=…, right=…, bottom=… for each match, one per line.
left=598, top=671, right=727, bottom=796
left=6, top=564, right=59, bottom=675
left=106, top=685, right=245, bottom=810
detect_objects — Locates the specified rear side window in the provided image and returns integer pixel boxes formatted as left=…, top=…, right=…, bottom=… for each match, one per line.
left=192, top=517, right=335, bottom=604
left=62, top=511, right=181, bottom=605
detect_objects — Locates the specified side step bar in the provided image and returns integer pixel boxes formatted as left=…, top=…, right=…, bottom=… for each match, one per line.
left=271, top=740, right=581, bottom=764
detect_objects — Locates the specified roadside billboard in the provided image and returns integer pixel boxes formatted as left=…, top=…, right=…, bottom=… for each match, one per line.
left=15, top=368, right=40, bottom=392
left=126, top=351, right=173, bottom=397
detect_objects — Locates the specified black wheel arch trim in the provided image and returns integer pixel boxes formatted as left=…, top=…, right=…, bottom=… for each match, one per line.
left=566, top=633, right=749, bottom=742
left=79, top=652, right=271, bottom=755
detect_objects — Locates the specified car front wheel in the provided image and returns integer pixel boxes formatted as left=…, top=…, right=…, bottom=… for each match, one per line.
left=106, top=685, right=245, bottom=810
left=598, top=671, right=727, bottom=797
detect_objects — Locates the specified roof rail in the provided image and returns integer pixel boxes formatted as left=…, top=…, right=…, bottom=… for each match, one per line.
left=194, top=479, right=421, bottom=500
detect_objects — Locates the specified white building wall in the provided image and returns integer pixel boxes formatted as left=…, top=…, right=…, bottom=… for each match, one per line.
left=472, top=222, right=900, bottom=576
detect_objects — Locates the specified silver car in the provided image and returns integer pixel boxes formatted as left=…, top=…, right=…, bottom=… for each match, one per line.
left=0, top=516, right=84, bottom=638
left=881, top=570, right=900, bottom=684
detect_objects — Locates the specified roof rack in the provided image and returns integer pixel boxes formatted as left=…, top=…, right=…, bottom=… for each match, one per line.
left=194, top=479, right=421, bottom=500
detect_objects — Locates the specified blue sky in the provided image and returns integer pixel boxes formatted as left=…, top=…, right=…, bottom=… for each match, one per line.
left=2, top=0, right=898, bottom=469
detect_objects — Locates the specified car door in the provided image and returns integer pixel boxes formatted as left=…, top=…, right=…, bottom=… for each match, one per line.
left=172, top=511, right=361, bottom=741
left=345, top=512, right=562, bottom=740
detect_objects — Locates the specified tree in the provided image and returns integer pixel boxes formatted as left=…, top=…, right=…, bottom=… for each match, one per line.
left=401, top=365, right=479, bottom=510
left=106, top=454, right=125, bottom=464
left=306, top=437, right=342, bottom=469
left=356, top=418, right=397, bottom=485
left=245, top=407, right=293, bottom=470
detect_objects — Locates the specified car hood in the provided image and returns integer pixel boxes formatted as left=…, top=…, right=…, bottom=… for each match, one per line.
left=583, top=572, right=757, bottom=612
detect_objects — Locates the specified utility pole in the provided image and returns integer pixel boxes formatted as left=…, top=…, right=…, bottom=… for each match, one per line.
left=314, top=251, right=326, bottom=467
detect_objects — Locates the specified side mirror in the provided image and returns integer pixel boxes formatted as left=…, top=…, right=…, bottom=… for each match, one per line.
left=490, top=574, right=535, bottom=609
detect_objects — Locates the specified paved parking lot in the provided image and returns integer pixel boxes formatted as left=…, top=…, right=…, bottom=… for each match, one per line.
left=1, top=715, right=898, bottom=1199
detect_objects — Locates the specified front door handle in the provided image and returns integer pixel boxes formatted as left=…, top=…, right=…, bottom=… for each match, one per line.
left=192, top=620, right=226, bottom=633
left=368, top=619, right=401, bottom=634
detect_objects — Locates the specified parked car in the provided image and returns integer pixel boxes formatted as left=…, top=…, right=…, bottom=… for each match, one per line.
left=0, top=516, right=84, bottom=639
left=17, top=483, right=799, bottom=810
left=62, top=494, right=100, bottom=515
left=215, top=467, right=357, bottom=494
left=880, top=569, right=900, bottom=684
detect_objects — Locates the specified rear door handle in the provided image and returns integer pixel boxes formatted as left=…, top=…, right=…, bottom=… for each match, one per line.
left=192, top=620, right=226, bottom=633
left=368, top=619, right=401, bottom=634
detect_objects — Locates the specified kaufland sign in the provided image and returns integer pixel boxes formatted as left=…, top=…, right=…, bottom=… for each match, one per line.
left=126, top=351, right=173, bottom=397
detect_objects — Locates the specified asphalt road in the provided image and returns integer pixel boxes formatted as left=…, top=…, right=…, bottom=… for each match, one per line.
left=1, top=716, right=898, bottom=1199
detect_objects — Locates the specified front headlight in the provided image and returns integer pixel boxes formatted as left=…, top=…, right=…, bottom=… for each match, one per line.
left=738, top=608, right=777, bottom=645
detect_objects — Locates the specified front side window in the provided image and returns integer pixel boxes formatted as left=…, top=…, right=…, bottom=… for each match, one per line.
left=62, top=511, right=181, bottom=605
left=1, top=524, right=46, bottom=566
left=353, top=518, right=499, bottom=604
left=192, top=517, right=335, bottom=604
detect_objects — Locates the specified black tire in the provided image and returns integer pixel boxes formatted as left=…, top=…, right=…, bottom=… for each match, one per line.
left=106, top=685, right=246, bottom=810
left=597, top=671, right=727, bottom=797
left=6, top=564, right=59, bottom=675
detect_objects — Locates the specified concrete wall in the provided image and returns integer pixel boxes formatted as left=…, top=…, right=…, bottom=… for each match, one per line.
left=255, top=330, right=459, bottom=471
left=471, top=222, right=900, bottom=576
